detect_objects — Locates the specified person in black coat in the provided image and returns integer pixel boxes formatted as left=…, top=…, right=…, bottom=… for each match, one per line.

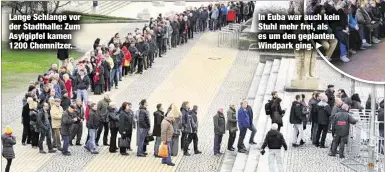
left=119, top=102, right=133, bottom=155
left=314, top=95, right=332, bottom=148
left=152, top=104, right=164, bottom=157
left=61, top=105, right=77, bottom=156
left=107, top=103, right=119, bottom=153
left=270, top=92, right=286, bottom=131
left=135, top=36, right=149, bottom=74
left=137, top=99, right=151, bottom=157
left=290, top=95, right=305, bottom=147
left=85, top=103, right=100, bottom=154
left=22, top=97, right=32, bottom=145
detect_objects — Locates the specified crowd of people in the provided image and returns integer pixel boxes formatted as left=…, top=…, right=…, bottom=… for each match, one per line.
left=1, top=2, right=257, bottom=172
left=308, top=0, right=385, bottom=63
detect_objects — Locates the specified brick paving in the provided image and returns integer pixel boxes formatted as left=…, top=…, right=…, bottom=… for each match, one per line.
left=332, top=41, right=385, bottom=83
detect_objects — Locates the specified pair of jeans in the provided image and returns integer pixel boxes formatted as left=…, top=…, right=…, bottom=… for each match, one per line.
left=70, top=122, right=83, bottom=144
left=109, top=69, right=118, bottom=87
left=268, top=149, right=284, bottom=172
left=86, top=129, right=97, bottom=152
left=238, top=127, right=247, bottom=150
left=137, top=128, right=149, bottom=155
left=62, top=135, right=70, bottom=153
left=184, top=133, right=194, bottom=153
left=39, top=129, right=53, bottom=151
left=154, top=136, right=161, bottom=156
left=292, top=124, right=304, bottom=144
left=189, top=133, right=199, bottom=151
left=248, top=125, right=257, bottom=143
left=136, top=58, right=144, bottom=73
left=109, top=128, right=118, bottom=152
left=315, top=124, right=329, bottom=146
left=118, top=66, right=123, bottom=80
left=96, top=122, right=109, bottom=145
left=76, top=89, right=88, bottom=105
left=228, top=131, right=236, bottom=149
left=214, top=134, right=223, bottom=154
left=31, top=130, right=39, bottom=147
left=311, top=122, right=318, bottom=143
left=161, top=141, right=173, bottom=164
left=130, top=57, right=137, bottom=73
left=339, top=41, right=347, bottom=57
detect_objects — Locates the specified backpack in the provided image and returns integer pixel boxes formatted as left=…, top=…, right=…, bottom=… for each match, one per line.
left=265, top=100, right=272, bottom=115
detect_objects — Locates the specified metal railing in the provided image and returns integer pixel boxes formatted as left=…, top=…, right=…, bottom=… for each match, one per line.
left=217, top=23, right=241, bottom=48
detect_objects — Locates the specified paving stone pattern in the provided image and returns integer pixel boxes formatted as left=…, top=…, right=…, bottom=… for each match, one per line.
left=175, top=51, right=260, bottom=172
left=35, top=34, right=203, bottom=172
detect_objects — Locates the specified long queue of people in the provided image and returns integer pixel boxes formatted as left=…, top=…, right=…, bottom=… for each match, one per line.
left=308, top=0, right=385, bottom=63
left=1, top=2, right=257, bottom=172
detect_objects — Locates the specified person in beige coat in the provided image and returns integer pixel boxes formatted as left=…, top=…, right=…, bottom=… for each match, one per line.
left=51, top=98, right=63, bottom=150
left=160, top=113, right=175, bottom=166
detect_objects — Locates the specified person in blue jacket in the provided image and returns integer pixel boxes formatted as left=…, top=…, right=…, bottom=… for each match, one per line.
left=237, top=100, right=256, bottom=153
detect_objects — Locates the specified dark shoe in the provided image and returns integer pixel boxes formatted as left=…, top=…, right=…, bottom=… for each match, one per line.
left=154, top=154, right=159, bottom=158
left=320, top=145, right=328, bottom=148
left=184, top=152, right=191, bottom=156
left=162, top=162, right=167, bottom=164
left=167, top=163, right=175, bottom=166
left=238, top=149, right=247, bottom=153
left=84, top=146, right=90, bottom=152
left=292, top=144, right=300, bottom=147
left=143, top=152, right=148, bottom=155
left=91, top=151, right=99, bottom=154
left=22, top=143, right=27, bottom=146
left=227, top=148, right=235, bottom=151
left=110, top=150, right=117, bottom=153
left=121, top=152, right=129, bottom=156
left=249, top=141, right=257, bottom=145
left=96, top=143, right=99, bottom=146
left=76, top=143, right=82, bottom=146
left=48, top=149, right=57, bottom=153
left=40, top=150, right=47, bottom=154
left=58, top=147, right=63, bottom=151
left=137, top=154, right=146, bottom=157
left=300, top=140, right=305, bottom=145
left=115, top=86, right=118, bottom=89
left=195, top=150, right=202, bottom=154
left=103, top=143, right=110, bottom=146
left=339, top=155, right=345, bottom=159
left=63, top=152, right=71, bottom=156
left=328, top=153, right=336, bottom=157
left=69, top=142, right=73, bottom=146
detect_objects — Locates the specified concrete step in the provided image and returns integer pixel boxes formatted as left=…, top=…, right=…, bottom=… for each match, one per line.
left=230, top=60, right=275, bottom=172
left=243, top=59, right=281, bottom=172
left=219, top=62, right=266, bottom=172
left=99, top=1, right=130, bottom=15
left=254, top=59, right=295, bottom=172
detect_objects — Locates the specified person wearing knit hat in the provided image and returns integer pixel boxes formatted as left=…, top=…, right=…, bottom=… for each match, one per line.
left=213, top=107, right=226, bottom=155
left=2, top=125, right=16, bottom=172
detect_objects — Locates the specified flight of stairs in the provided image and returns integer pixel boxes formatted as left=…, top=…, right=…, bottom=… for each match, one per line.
left=219, top=58, right=296, bottom=172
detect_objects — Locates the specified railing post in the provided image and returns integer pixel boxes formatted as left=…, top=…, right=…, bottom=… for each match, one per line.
left=368, top=85, right=377, bottom=172
left=351, top=79, right=355, bottom=96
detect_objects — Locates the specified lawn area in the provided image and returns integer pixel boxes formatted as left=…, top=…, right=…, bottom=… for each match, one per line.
left=2, top=45, right=82, bottom=89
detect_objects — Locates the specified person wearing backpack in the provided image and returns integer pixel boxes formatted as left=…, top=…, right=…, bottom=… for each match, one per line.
left=270, top=91, right=286, bottom=131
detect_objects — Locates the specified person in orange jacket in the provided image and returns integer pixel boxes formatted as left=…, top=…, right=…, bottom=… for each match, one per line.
left=121, top=46, right=132, bottom=77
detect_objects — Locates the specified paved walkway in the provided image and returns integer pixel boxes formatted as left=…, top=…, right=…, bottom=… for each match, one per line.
left=332, top=40, right=385, bottom=82
left=1, top=31, right=261, bottom=172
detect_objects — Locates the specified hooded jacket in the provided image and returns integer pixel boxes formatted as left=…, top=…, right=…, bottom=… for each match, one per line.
left=97, top=98, right=111, bottom=123
left=107, top=107, right=119, bottom=129
left=121, top=46, right=132, bottom=67
left=87, top=109, right=100, bottom=129
left=316, top=101, right=332, bottom=125
left=261, top=129, right=288, bottom=150
left=331, top=109, right=358, bottom=136
left=289, top=101, right=304, bottom=124
left=308, top=98, right=320, bottom=123
left=138, top=106, right=150, bottom=129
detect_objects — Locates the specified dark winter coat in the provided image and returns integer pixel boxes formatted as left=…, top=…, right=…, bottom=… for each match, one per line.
left=136, top=42, right=149, bottom=57
left=184, top=111, right=196, bottom=134
left=152, top=110, right=165, bottom=137
left=227, top=107, right=238, bottom=132
left=87, top=109, right=100, bottom=129
left=60, top=96, right=71, bottom=111
left=22, top=103, right=30, bottom=126
left=271, top=98, right=285, bottom=126
left=378, top=103, right=384, bottom=131
left=261, top=130, right=287, bottom=150
left=213, top=112, right=226, bottom=135
left=73, top=75, right=90, bottom=90
left=138, top=106, right=150, bottom=129
left=97, top=98, right=111, bottom=123
left=190, top=110, right=198, bottom=131
left=309, top=98, right=320, bottom=123
left=316, top=101, right=332, bottom=125
left=351, top=100, right=364, bottom=110
left=29, top=110, right=39, bottom=132
left=331, top=110, right=358, bottom=136
left=75, top=105, right=85, bottom=121
left=107, top=107, right=119, bottom=129
left=181, top=108, right=190, bottom=132
left=325, top=88, right=335, bottom=108
left=37, top=109, right=51, bottom=133
left=119, top=110, right=133, bottom=136
left=1, top=134, right=16, bottom=159
left=61, top=110, right=75, bottom=136
left=237, top=107, right=250, bottom=129
left=289, top=101, right=304, bottom=124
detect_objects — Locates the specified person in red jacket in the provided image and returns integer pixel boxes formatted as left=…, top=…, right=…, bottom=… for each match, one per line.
left=63, top=74, right=72, bottom=98
left=121, top=46, right=132, bottom=77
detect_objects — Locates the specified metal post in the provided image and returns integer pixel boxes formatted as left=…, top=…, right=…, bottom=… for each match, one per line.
left=368, top=85, right=377, bottom=172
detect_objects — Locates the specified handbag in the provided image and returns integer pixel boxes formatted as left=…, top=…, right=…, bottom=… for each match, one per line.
left=158, top=144, right=168, bottom=158
left=118, top=137, right=129, bottom=148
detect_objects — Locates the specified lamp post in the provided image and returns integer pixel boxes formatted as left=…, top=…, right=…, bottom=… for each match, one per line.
left=368, top=85, right=376, bottom=172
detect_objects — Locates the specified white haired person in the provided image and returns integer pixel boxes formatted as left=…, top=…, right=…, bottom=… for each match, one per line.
left=314, top=94, right=332, bottom=148
left=260, top=123, right=288, bottom=172
left=329, top=104, right=358, bottom=158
